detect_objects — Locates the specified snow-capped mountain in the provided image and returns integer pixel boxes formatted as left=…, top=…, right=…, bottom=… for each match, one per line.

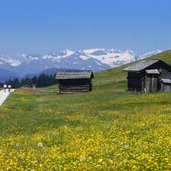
left=0, top=48, right=162, bottom=82
left=80, top=49, right=136, bottom=67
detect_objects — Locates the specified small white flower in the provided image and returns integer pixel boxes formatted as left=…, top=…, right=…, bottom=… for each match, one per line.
left=16, top=143, right=20, bottom=147
left=80, top=156, right=86, bottom=162
left=37, top=142, right=43, bottom=147
left=112, top=138, right=117, bottom=142
left=51, top=132, right=57, bottom=136
left=123, top=145, right=129, bottom=149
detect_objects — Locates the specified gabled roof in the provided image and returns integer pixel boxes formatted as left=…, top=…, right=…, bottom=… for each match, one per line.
left=55, top=70, right=94, bottom=80
left=161, top=79, right=171, bottom=84
left=145, top=69, right=160, bottom=74
left=123, top=60, right=159, bottom=72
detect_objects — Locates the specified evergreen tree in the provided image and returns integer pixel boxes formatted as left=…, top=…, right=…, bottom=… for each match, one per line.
left=4, top=73, right=57, bottom=88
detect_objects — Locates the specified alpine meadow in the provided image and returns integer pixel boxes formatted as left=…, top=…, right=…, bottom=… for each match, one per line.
left=0, top=51, right=170, bottom=170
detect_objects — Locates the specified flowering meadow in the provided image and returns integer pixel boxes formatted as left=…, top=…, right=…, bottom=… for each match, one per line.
left=0, top=75, right=170, bottom=170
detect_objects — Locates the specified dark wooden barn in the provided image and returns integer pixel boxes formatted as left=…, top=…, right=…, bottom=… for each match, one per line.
left=123, top=60, right=171, bottom=93
left=55, top=70, right=94, bottom=93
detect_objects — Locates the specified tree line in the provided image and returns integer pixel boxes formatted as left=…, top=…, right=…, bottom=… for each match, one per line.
left=5, top=73, right=58, bottom=88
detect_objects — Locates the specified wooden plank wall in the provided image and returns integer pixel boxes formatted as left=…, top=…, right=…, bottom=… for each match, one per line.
left=59, top=85, right=92, bottom=93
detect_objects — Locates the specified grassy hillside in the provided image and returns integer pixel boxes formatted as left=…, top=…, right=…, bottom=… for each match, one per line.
left=0, top=51, right=171, bottom=170
left=150, top=50, right=171, bottom=64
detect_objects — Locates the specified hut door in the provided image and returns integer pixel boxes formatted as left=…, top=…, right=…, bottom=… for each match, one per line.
left=146, top=76, right=159, bottom=92
left=151, top=77, right=158, bottom=92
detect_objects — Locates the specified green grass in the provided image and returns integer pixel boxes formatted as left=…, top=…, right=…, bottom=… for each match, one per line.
left=0, top=51, right=170, bottom=170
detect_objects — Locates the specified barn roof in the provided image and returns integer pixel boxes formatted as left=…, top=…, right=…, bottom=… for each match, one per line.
left=161, top=79, right=171, bottom=84
left=123, top=60, right=159, bottom=72
left=145, top=69, right=160, bottom=74
left=55, top=70, right=94, bottom=80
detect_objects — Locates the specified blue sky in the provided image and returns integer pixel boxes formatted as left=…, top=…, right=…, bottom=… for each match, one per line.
left=0, top=0, right=171, bottom=55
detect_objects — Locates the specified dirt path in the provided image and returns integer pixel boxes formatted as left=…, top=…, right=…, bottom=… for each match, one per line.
left=0, top=89, right=15, bottom=106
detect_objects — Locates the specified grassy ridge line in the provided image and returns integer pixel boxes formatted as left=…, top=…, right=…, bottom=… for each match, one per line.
left=149, top=50, right=171, bottom=63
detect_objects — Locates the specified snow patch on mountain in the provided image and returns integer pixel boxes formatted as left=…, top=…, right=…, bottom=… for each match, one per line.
left=80, top=49, right=136, bottom=67
left=42, top=50, right=75, bottom=60
left=0, top=56, right=21, bottom=67
left=83, top=48, right=106, bottom=54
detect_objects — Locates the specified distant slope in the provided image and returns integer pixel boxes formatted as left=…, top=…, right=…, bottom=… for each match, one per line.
left=94, top=50, right=171, bottom=85
left=0, top=68, right=19, bottom=83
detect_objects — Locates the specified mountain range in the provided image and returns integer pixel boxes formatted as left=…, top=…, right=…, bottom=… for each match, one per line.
left=0, top=49, right=162, bottom=82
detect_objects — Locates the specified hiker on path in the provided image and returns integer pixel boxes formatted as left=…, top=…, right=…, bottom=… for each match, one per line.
left=3, top=84, right=7, bottom=92
left=8, top=85, right=11, bottom=92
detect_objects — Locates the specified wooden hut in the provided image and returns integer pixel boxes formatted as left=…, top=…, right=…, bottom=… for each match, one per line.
left=55, top=70, right=94, bottom=93
left=160, top=79, right=171, bottom=91
left=123, top=59, right=171, bottom=93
